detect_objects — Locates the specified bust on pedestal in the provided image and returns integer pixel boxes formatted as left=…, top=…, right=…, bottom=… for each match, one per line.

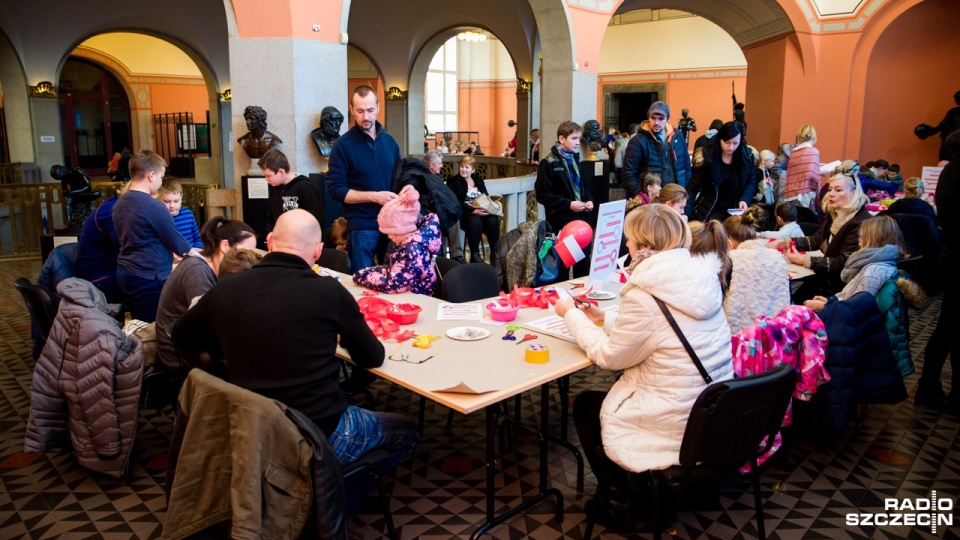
left=580, top=120, right=606, bottom=161
left=310, top=106, right=344, bottom=173
left=237, top=105, right=282, bottom=175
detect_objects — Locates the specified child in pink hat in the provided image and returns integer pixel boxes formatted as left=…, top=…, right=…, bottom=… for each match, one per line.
left=353, top=185, right=442, bottom=295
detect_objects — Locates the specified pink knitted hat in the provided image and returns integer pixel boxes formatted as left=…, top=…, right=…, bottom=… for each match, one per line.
left=378, top=185, right=421, bottom=235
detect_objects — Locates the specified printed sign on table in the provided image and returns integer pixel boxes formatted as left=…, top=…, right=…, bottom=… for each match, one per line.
left=922, top=166, right=943, bottom=202
left=436, top=303, right=483, bottom=321
left=588, top=199, right=627, bottom=288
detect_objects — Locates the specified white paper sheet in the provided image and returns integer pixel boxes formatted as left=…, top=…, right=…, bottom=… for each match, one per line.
left=522, top=315, right=576, bottom=342
left=436, top=302, right=483, bottom=321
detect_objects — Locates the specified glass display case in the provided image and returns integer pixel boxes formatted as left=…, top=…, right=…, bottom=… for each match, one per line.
left=434, top=131, right=479, bottom=153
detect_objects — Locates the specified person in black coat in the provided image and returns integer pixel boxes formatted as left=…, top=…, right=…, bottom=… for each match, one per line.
left=535, top=121, right=595, bottom=277
left=685, top=122, right=757, bottom=222
left=445, top=155, right=500, bottom=263
left=916, top=130, right=960, bottom=413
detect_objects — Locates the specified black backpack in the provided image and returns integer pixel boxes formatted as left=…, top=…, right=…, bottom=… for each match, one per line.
left=391, top=158, right=462, bottom=231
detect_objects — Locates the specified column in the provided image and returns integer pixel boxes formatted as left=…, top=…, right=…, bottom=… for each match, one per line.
left=384, top=87, right=409, bottom=154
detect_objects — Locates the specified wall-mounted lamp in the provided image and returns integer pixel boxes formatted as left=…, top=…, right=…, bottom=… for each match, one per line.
left=386, top=87, right=407, bottom=101
left=30, top=81, right=57, bottom=98
left=456, top=29, right=487, bottom=43
left=516, top=79, right=531, bottom=96
left=219, top=88, right=232, bottom=102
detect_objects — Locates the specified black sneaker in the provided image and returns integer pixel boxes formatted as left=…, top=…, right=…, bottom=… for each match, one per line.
left=452, top=255, right=467, bottom=264
left=915, top=386, right=960, bottom=416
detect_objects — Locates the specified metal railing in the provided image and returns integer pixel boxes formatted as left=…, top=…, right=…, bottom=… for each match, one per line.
left=0, top=181, right=220, bottom=259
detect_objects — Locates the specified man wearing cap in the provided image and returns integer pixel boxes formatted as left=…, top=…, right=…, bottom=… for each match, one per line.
left=621, top=101, right=692, bottom=199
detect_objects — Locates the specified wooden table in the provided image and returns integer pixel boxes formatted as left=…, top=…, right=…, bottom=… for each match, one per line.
left=331, top=271, right=622, bottom=537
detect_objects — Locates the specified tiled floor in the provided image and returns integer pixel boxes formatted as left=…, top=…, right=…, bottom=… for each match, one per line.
left=1, top=257, right=957, bottom=539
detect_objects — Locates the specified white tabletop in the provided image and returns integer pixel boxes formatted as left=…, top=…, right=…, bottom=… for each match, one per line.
left=331, top=271, right=622, bottom=414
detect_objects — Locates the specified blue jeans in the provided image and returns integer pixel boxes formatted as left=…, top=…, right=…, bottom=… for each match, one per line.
left=347, top=229, right=384, bottom=273
left=117, top=267, right=165, bottom=323
left=329, top=406, right=419, bottom=514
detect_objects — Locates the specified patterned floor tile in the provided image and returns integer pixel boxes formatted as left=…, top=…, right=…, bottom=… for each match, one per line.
left=1, top=258, right=957, bottom=539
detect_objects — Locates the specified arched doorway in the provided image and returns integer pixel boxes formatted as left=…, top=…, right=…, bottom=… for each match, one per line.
left=57, top=57, right=132, bottom=175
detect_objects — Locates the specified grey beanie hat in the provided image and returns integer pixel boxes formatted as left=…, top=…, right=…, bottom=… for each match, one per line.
left=648, top=101, right=670, bottom=119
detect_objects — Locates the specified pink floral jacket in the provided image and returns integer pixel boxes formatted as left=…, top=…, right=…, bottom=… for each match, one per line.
left=353, top=213, right=442, bottom=295
left=732, top=305, right=830, bottom=469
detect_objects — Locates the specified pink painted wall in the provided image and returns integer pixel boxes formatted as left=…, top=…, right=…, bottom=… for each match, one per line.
left=149, top=83, right=209, bottom=118
left=458, top=82, right=517, bottom=156
left=861, top=0, right=960, bottom=177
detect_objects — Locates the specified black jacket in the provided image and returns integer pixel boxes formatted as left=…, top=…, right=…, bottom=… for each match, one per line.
left=621, top=121, right=691, bottom=198
left=796, top=292, right=906, bottom=432
left=794, top=205, right=871, bottom=292
left=686, top=145, right=758, bottom=222
left=534, top=146, right=595, bottom=231
left=171, top=251, right=384, bottom=436
left=268, top=175, right=325, bottom=232
left=446, top=173, right=491, bottom=217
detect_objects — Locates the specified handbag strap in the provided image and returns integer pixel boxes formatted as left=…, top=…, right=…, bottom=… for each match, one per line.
left=652, top=296, right=713, bottom=384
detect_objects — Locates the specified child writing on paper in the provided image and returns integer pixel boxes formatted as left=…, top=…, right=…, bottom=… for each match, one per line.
left=353, top=185, right=442, bottom=295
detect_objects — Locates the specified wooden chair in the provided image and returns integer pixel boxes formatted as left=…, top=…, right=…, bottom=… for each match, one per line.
left=204, top=189, right=237, bottom=220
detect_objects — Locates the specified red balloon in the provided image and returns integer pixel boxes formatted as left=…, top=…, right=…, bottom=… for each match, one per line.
left=559, top=220, right=593, bottom=249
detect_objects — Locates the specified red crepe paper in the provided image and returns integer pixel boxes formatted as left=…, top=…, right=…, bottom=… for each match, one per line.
left=499, top=286, right=598, bottom=309
left=356, top=296, right=416, bottom=341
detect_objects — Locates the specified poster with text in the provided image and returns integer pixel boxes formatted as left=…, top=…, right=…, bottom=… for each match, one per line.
left=921, top=166, right=943, bottom=203
left=588, top=199, right=627, bottom=287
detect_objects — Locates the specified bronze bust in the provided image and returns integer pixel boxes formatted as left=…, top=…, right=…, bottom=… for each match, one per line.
left=581, top=119, right=604, bottom=161
left=311, top=106, right=345, bottom=157
left=237, top=105, right=282, bottom=159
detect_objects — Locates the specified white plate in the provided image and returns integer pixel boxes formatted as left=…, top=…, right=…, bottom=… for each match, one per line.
left=586, top=290, right=616, bottom=301
left=445, top=326, right=491, bottom=341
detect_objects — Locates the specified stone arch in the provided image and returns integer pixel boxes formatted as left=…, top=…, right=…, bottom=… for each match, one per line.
left=854, top=0, right=951, bottom=173
left=55, top=29, right=227, bottom=178
left=407, top=26, right=522, bottom=155
left=0, top=29, right=33, bottom=163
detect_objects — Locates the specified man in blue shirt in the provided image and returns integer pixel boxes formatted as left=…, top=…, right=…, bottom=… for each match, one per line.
left=113, top=150, right=194, bottom=322
left=326, top=86, right=401, bottom=272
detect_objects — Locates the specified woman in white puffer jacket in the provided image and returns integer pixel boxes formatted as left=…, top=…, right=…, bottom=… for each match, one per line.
left=558, top=204, right=733, bottom=525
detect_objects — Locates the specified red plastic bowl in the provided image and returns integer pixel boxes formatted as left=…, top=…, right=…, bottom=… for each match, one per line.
left=387, top=303, right=422, bottom=325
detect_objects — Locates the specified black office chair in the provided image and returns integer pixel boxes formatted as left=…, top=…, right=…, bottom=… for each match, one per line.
left=889, top=213, right=941, bottom=293
left=584, top=364, right=797, bottom=540
left=797, top=221, right=821, bottom=236
left=432, top=256, right=462, bottom=299
left=14, top=277, right=59, bottom=358
left=318, top=248, right=351, bottom=275
left=441, top=263, right=500, bottom=303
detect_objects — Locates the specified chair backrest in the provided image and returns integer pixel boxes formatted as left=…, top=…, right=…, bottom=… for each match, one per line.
left=889, top=213, right=941, bottom=292
left=14, top=277, right=58, bottom=340
left=678, top=364, right=796, bottom=468
left=795, top=205, right=818, bottom=225
left=442, top=263, right=501, bottom=303
left=318, top=247, right=351, bottom=274
left=435, top=256, right=461, bottom=278
left=798, top=221, right=820, bottom=236
left=204, top=188, right=237, bottom=220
